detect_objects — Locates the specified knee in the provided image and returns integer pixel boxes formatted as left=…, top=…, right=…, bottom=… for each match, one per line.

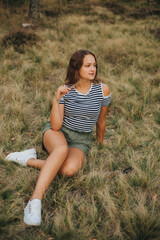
left=51, top=144, right=69, bottom=156
left=60, top=145, right=69, bottom=156
left=60, top=165, right=79, bottom=177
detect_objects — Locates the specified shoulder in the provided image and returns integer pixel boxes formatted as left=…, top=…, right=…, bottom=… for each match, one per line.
left=102, top=83, right=111, bottom=97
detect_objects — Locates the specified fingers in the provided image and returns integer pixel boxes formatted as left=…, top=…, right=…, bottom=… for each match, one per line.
left=61, top=86, right=71, bottom=95
left=58, top=85, right=71, bottom=95
left=55, top=85, right=71, bottom=101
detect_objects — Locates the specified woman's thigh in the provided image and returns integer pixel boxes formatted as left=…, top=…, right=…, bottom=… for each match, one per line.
left=58, top=147, right=85, bottom=176
left=43, top=129, right=68, bottom=154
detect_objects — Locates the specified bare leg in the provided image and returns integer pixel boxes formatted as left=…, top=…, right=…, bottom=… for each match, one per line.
left=27, top=147, right=85, bottom=172
left=59, top=147, right=85, bottom=176
left=27, top=159, right=45, bottom=169
left=24, top=131, right=85, bottom=226
left=30, top=129, right=69, bottom=201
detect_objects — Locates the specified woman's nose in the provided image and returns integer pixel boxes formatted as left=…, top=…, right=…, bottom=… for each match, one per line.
left=91, top=65, right=95, bottom=71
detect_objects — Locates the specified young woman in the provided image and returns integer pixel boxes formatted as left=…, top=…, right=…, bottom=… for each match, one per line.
left=6, top=50, right=111, bottom=226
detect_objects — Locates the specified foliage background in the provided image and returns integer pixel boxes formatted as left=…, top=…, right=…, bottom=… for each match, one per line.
left=0, top=0, right=160, bottom=239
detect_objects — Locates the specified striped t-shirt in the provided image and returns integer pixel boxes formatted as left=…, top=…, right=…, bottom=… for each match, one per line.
left=59, top=82, right=111, bottom=133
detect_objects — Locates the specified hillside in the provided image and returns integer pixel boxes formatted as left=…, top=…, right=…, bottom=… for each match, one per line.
left=0, top=1, right=160, bottom=239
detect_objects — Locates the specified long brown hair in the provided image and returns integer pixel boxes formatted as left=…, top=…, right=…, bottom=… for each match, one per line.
left=65, top=50, right=100, bottom=85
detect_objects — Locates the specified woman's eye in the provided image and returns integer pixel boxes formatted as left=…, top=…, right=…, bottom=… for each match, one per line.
left=84, top=64, right=96, bottom=67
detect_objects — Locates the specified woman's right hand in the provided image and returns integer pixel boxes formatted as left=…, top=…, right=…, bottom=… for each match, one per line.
left=54, top=85, right=71, bottom=102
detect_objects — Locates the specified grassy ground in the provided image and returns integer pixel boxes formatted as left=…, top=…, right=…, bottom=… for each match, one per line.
left=0, top=0, right=160, bottom=239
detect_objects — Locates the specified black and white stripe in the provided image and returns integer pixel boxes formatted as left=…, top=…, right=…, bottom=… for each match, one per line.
left=59, top=83, right=111, bottom=132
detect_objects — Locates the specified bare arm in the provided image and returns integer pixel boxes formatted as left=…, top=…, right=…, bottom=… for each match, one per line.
left=96, top=84, right=110, bottom=143
left=50, top=85, right=71, bottom=131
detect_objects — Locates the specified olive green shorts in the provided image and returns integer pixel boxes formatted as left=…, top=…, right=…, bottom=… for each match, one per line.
left=42, top=121, right=91, bottom=155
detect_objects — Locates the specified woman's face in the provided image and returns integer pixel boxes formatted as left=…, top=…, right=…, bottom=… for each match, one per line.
left=78, top=54, right=97, bottom=81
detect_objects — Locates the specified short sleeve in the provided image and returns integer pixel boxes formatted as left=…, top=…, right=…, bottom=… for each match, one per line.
left=102, top=93, right=111, bottom=107
left=59, top=96, right=65, bottom=104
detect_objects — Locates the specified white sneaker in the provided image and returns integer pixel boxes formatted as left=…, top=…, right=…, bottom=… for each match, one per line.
left=5, top=148, right=37, bottom=166
left=24, top=199, right=41, bottom=226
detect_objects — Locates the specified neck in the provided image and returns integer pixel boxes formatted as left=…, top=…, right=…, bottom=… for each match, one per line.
left=75, top=79, right=91, bottom=88
left=74, top=80, right=92, bottom=94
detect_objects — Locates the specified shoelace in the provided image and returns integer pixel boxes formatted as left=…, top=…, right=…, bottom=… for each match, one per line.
left=15, top=157, right=25, bottom=163
left=28, top=203, right=32, bottom=214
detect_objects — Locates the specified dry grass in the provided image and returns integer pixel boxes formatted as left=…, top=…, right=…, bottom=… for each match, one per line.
left=0, top=0, right=160, bottom=239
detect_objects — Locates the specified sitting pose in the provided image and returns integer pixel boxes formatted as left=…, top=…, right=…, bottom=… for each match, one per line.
left=6, top=49, right=111, bottom=226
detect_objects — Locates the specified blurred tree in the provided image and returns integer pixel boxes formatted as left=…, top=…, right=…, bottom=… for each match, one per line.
left=29, top=0, right=40, bottom=19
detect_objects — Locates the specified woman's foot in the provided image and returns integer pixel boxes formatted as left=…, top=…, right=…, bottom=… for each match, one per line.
left=24, top=199, right=41, bottom=226
left=5, top=148, right=37, bottom=166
